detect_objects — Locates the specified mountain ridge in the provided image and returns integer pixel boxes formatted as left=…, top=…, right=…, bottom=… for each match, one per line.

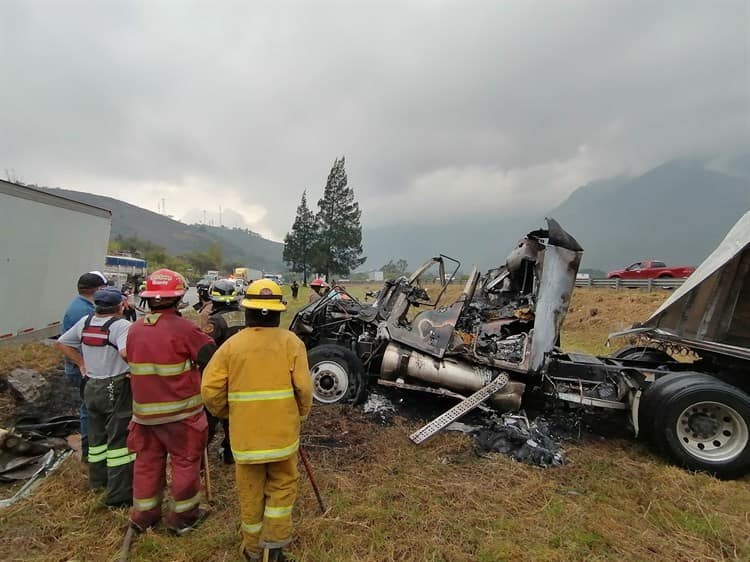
left=31, top=157, right=750, bottom=276
left=37, top=187, right=287, bottom=272
left=548, top=159, right=750, bottom=271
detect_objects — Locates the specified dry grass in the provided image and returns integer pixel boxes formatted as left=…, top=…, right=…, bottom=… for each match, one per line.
left=1, top=287, right=749, bottom=561
left=0, top=342, right=62, bottom=376
left=562, top=288, right=669, bottom=356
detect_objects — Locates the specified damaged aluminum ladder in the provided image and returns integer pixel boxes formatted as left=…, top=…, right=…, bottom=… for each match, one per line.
left=409, top=372, right=509, bottom=444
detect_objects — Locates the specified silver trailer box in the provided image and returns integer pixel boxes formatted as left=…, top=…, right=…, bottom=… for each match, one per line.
left=0, top=180, right=112, bottom=342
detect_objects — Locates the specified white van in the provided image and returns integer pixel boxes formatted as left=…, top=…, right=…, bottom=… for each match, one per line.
left=263, top=274, right=285, bottom=285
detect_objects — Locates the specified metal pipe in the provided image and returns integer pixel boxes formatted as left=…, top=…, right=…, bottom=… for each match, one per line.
left=380, top=343, right=524, bottom=411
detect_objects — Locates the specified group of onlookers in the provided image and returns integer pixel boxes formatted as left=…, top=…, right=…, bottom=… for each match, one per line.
left=56, top=268, right=312, bottom=560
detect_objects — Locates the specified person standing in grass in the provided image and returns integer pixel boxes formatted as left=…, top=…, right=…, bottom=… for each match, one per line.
left=126, top=269, right=216, bottom=535
left=202, top=279, right=313, bottom=561
left=56, top=287, right=134, bottom=507
left=61, top=271, right=108, bottom=460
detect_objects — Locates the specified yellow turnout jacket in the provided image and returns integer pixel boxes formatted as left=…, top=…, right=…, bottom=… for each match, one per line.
left=201, top=327, right=313, bottom=464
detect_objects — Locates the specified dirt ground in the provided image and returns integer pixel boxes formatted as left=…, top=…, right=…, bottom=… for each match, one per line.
left=0, top=287, right=748, bottom=561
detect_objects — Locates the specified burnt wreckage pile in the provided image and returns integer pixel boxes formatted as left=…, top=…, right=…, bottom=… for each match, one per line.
left=1, top=368, right=78, bottom=506
left=290, top=219, right=583, bottom=467
left=293, top=211, right=750, bottom=478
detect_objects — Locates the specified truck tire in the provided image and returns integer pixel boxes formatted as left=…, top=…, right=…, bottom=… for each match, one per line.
left=308, top=344, right=368, bottom=405
left=647, top=374, right=750, bottom=478
left=612, top=345, right=674, bottom=364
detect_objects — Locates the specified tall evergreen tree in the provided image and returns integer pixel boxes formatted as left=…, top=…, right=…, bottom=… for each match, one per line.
left=283, top=190, right=317, bottom=284
left=313, top=157, right=366, bottom=279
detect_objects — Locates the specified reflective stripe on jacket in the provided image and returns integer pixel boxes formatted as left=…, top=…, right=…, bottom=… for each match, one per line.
left=127, top=311, right=215, bottom=425
left=201, top=327, right=313, bottom=464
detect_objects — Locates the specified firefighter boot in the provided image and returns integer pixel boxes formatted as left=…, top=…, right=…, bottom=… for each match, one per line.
left=268, top=548, right=287, bottom=561
left=167, top=508, right=209, bottom=536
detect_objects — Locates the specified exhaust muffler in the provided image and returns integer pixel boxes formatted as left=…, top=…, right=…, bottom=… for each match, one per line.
left=380, top=343, right=524, bottom=411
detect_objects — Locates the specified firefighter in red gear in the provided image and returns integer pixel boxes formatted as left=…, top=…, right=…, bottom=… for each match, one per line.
left=202, top=279, right=313, bottom=561
left=126, top=269, right=217, bottom=534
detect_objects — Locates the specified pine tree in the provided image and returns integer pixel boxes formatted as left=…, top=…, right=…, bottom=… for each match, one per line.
left=313, top=157, right=366, bottom=279
left=283, top=190, right=318, bottom=284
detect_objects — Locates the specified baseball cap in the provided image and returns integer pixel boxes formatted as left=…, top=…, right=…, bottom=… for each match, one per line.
left=78, top=271, right=108, bottom=290
left=93, top=287, right=124, bottom=307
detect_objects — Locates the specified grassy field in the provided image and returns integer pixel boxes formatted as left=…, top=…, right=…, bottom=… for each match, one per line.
left=0, top=286, right=748, bottom=561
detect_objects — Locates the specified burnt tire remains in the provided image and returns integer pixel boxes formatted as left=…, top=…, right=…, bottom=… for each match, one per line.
left=308, top=344, right=367, bottom=405
left=612, top=345, right=674, bottom=364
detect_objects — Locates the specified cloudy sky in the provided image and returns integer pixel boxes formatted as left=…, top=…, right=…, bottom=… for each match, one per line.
left=1, top=1, right=748, bottom=241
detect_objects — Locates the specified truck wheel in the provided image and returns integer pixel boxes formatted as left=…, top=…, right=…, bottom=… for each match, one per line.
left=649, top=375, right=750, bottom=478
left=612, top=345, right=674, bottom=364
left=308, top=344, right=367, bottom=405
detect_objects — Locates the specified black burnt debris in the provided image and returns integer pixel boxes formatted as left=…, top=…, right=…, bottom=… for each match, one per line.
left=1, top=367, right=79, bottom=505
left=359, top=388, right=569, bottom=468
left=474, top=417, right=565, bottom=468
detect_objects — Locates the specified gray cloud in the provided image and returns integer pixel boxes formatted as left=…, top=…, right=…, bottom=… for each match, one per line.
left=1, top=0, right=747, bottom=240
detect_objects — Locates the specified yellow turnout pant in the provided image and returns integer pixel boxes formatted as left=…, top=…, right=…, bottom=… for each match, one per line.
left=237, top=453, right=299, bottom=555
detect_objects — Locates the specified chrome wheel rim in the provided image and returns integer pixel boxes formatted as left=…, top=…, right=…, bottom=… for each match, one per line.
left=676, top=401, right=748, bottom=463
left=311, top=361, right=350, bottom=404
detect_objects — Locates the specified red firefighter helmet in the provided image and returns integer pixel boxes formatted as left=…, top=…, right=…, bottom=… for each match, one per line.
left=139, top=268, right=187, bottom=298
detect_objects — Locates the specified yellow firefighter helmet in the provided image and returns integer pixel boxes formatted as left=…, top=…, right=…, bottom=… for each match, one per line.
left=241, top=279, right=287, bottom=312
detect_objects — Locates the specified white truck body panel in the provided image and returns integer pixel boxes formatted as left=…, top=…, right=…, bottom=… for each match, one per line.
left=0, top=180, right=112, bottom=342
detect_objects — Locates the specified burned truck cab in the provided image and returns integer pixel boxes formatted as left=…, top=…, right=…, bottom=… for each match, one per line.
left=291, top=213, right=750, bottom=478
left=290, top=218, right=584, bottom=414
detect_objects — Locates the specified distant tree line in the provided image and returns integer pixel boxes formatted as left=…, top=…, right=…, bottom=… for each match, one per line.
left=381, top=259, right=409, bottom=278
left=283, top=157, right=366, bottom=283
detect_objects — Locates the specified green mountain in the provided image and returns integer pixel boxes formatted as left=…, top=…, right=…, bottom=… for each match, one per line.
left=39, top=187, right=286, bottom=272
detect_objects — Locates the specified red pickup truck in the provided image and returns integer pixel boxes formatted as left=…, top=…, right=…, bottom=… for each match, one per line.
left=607, top=260, right=695, bottom=279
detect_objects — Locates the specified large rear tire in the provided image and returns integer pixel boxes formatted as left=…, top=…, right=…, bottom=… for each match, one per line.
left=645, top=374, right=750, bottom=478
left=307, top=344, right=368, bottom=405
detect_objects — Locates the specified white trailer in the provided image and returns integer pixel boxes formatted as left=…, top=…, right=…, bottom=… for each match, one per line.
left=0, top=180, right=112, bottom=342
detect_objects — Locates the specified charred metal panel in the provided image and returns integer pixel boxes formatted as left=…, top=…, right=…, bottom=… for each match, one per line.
left=387, top=299, right=468, bottom=358
left=529, top=240, right=582, bottom=372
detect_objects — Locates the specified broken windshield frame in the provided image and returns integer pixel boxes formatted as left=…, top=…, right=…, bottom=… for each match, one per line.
left=407, top=254, right=461, bottom=308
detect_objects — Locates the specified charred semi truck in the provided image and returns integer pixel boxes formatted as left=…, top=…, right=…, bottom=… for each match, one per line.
left=290, top=215, right=750, bottom=478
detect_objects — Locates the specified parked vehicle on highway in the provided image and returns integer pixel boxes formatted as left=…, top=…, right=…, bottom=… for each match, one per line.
left=263, top=273, right=285, bottom=285
left=290, top=215, right=750, bottom=478
left=234, top=267, right=264, bottom=283
left=607, top=260, right=695, bottom=279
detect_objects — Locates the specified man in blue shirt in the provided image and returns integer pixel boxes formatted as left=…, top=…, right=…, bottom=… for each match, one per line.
left=62, top=271, right=108, bottom=460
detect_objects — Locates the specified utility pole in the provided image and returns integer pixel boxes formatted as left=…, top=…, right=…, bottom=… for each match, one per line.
left=219, top=205, right=223, bottom=227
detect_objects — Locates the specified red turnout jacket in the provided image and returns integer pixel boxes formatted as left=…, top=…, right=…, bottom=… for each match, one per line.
left=127, top=310, right=215, bottom=425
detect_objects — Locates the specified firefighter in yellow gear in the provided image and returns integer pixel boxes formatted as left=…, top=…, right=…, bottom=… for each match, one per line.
left=202, top=279, right=313, bottom=561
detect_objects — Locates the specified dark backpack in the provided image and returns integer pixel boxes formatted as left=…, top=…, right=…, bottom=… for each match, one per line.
left=209, top=310, right=244, bottom=347
left=80, top=314, right=119, bottom=349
